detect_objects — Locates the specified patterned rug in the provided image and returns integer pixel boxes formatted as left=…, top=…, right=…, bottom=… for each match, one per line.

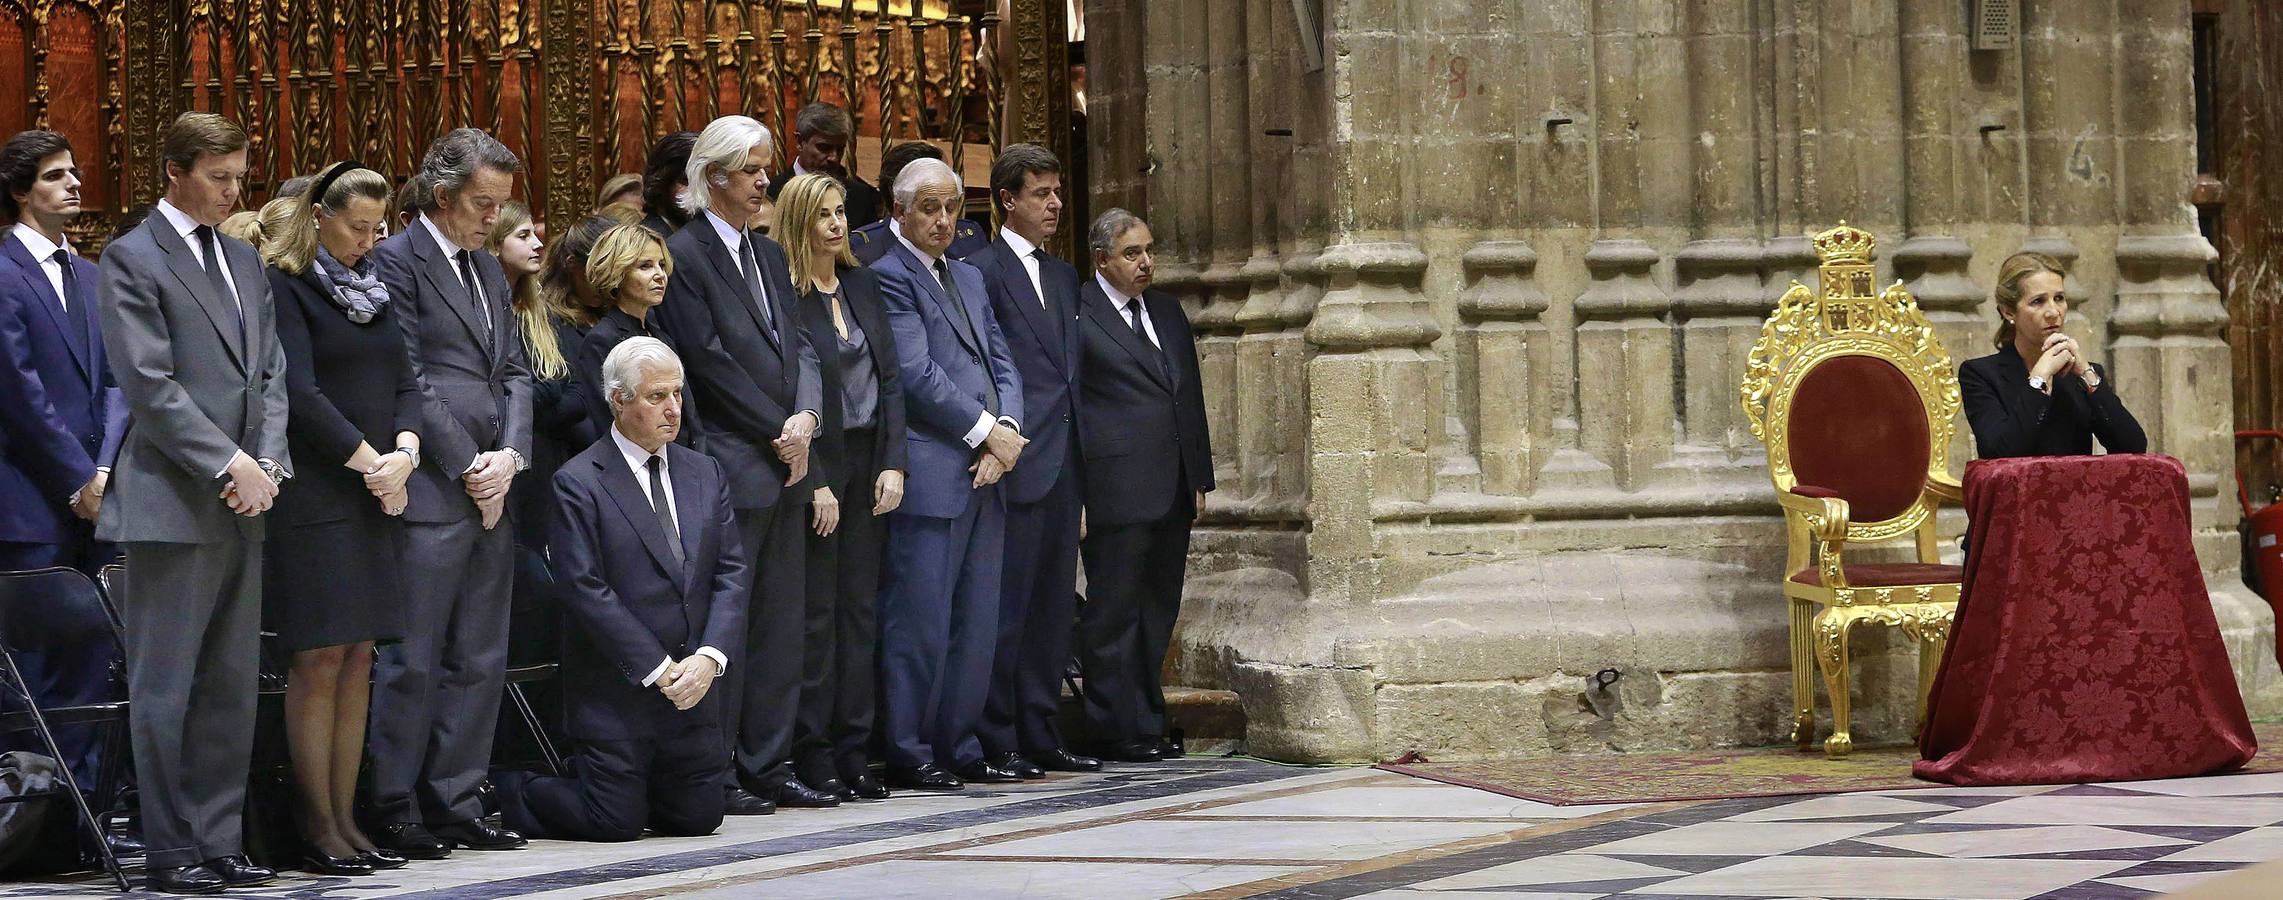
left=1376, top=721, right=2283, bottom=806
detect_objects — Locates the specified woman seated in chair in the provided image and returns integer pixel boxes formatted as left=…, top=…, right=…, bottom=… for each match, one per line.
left=1959, top=252, right=2147, bottom=458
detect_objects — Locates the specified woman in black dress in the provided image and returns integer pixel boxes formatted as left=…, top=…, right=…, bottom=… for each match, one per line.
left=260, top=161, right=418, bottom=875
left=1959, top=251, right=2147, bottom=458
left=576, top=224, right=697, bottom=443
left=777, top=173, right=907, bottom=801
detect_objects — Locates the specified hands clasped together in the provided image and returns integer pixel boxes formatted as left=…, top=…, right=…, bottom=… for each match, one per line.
left=2029, top=331, right=2101, bottom=394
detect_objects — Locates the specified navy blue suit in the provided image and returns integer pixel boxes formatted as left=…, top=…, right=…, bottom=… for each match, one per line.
left=969, top=235, right=1086, bottom=759
left=0, top=231, right=125, bottom=790
left=870, top=238, right=1022, bottom=771
left=494, top=435, right=748, bottom=842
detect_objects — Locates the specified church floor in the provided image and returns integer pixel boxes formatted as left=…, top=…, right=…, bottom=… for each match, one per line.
left=11, top=756, right=2283, bottom=899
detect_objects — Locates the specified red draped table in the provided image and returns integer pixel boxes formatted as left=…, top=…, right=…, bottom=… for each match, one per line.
left=1916, top=454, right=2258, bottom=785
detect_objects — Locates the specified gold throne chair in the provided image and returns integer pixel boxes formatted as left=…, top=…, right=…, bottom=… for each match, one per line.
left=1739, top=223, right=1963, bottom=758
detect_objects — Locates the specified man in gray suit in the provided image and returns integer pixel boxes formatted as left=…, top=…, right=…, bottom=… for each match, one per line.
left=366, top=128, right=535, bottom=857
left=96, top=111, right=286, bottom=895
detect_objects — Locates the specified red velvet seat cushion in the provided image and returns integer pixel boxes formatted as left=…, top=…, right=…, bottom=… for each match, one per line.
left=1790, top=562, right=1963, bottom=587
left=1787, top=355, right=1930, bottom=524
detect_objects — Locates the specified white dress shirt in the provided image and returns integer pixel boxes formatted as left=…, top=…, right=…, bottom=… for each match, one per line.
left=999, top=228, right=1048, bottom=309
left=705, top=208, right=750, bottom=263
left=610, top=426, right=730, bottom=687
left=156, top=198, right=240, bottom=311
left=1096, top=273, right=1161, bottom=349
left=11, top=223, right=70, bottom=309
left=419, top=213, right=490, bottom=330
left=894, top=221, right=1015, bottom=448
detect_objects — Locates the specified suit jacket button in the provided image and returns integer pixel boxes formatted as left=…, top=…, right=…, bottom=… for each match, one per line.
left=971, top=355, right=980, bottom=364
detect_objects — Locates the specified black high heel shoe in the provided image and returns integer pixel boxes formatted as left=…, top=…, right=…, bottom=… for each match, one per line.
left=303, top=845, right=377, bottom=877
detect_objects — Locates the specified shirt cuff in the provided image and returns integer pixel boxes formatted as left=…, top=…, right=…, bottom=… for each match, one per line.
left=963, top=411, right=996, bottom=448
left=695, top=646, right=729, bottom=675
left=641, top=656, right=672, bottom=687
left=997, top=416, right=1021, bottom=435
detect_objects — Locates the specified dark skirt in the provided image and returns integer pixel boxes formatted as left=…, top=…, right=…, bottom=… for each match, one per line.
left=263, top=513, right=407, bottom=653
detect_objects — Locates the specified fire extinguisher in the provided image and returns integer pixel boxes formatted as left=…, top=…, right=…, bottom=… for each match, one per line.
left=2234, top=430, right=2283, bottom=669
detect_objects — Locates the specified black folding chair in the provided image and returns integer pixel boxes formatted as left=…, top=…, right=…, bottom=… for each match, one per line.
left=0, top=567, right=133, bottom=891
left=502, top=664, right=564, bottom=777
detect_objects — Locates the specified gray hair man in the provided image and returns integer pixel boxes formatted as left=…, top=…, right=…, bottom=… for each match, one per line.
left=493, top=337, right=751, bottom=842
left=648, top=114, right=834, bottom=814
left=364, top=125, right=538, bottom=858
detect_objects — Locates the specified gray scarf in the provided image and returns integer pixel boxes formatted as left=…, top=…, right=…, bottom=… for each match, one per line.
left=313, top=245, right=390, bottom=324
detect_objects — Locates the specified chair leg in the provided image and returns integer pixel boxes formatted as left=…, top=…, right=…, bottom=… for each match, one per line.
left=1811, top=608, right=1859, bottom=758
left=505, top=683, right=563, bottom=777
left=1788, top=599, right=1816, bottom=750
left=1916, top=630, right=1947, bottom=727
left=0, top=653, right=130, bottom=891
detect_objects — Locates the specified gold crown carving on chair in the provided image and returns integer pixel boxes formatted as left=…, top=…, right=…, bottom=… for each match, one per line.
left=1739, top=223, right=1964, bottom=758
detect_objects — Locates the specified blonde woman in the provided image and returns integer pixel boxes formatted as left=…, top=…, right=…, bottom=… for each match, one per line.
left=260, top=161, right=419, bottom=876
left=575, top=224, right=696, bottom=442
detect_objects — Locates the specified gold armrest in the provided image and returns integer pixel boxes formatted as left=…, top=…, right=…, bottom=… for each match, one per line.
left=1777, top=490, right=1851, bottom=541
left=1924, top=472, right=1963, bottom=505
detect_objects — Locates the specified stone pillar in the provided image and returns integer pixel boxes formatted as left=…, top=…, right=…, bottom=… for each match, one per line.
left=1458, top=241, right=1553, bottom=496
left=1574, top=240, right=1672, bottom=491
left=1674, top=0, right=1767, bottom=461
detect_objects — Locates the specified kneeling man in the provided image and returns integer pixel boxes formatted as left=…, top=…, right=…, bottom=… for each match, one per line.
left=494, top=337, right=750, bottom=841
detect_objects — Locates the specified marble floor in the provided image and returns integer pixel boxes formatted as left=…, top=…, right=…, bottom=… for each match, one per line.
left=9, top=758, right=2283, bottom=899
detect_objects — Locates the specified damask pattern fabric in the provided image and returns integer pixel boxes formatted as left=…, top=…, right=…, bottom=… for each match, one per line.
left=1917, top=454, right=2257, bottom=785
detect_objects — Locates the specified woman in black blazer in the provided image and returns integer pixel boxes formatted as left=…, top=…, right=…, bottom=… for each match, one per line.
left=260, top=162, right=418, bottom=875
left=776, top=174, right=908, bottom=801
left=1959, top=251, right=2146, bottom=458
left=575, top=224, right=700, bottom=444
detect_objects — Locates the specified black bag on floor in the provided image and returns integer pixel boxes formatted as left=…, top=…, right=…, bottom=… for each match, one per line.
left=0, top=751, right=80, bottom=876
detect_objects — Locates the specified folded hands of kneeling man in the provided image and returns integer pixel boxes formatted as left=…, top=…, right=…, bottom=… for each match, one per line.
left=657, top=654, right=720, bottom=711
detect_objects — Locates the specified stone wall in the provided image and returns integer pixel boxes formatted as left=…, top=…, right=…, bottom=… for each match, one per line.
left=1087, top=0, right=2283, bottom=763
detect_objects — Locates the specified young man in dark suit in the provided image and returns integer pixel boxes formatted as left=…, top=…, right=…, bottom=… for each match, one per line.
left=870, top=157, right=1028, bottom=790
left=969, top=145, right=1098, bottom=778
left=647, top=115, right=832, bottom=814
left=1073, top=209, right=1213, bottom=763
left=366, top=127, right=535, bottom=858
left=493, top=338, right=747, bottom=842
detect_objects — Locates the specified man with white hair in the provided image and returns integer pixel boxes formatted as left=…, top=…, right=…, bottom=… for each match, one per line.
left=493, top=337, right=749, bottom=842
left=868, top=156, right=1027, bottom=791
left=647, top=115, right=833, bottom=814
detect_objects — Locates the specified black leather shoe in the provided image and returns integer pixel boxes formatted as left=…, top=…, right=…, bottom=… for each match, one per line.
left=771, top=779, right=842, bottom=808
left=432, top=819, right=527, bottom=850
left=953, top=760, right=1024, bottom=784
left=145, top=864, right=225, bottom=895
left=725, top=785, right=776, bottom=816
left=374, top=822, right=452, bottom=860
left=886, top=763, right=963, bottom=791
left=357, top=847, right=409, bottom=870
left=303, top=846, right=375, bottom=876
left=1031, top=748, right=1102, bottom=772
left=989, top=752, right=1047, bottom=779
left=1158, top=735, right=1187, bottom=759
left=813, top=776, right=856, bottom=801
left=203, top=855, right=277, bottom=887
left=847, top=772, right=892, bottom=800
left=1102, top=740, right=1163, bottom=763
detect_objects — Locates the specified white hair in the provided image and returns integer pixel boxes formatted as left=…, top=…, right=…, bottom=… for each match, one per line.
left=891, top=157, right=961, bottom=210
left=602, top=337, right=683, bottom=411
left=681, top=116, right=773, bottom=216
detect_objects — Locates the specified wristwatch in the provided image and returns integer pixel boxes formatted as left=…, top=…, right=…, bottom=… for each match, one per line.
left=2082, top=368, right=2102, bottom=390
left=396, top=446, right=420, bottom=467
left=2026, top=375, right=2047, bottom=392
left=255, top=458, right=289, bottom=486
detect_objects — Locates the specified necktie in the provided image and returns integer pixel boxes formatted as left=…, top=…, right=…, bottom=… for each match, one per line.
left=53, top=249, right=86, bottom=324
left=1126, top=296, right=1174, bottom=382
left=737, top=234, right=776, bottom=335
left=194, top=225, right=244, bottom=345
left=1030, top=249, right=1049, bottom=309
left=647, top=455, right=684, bottom=564
left=456, top=250, right=492, bottom=334
left=935, top=258, right=999, bottom=414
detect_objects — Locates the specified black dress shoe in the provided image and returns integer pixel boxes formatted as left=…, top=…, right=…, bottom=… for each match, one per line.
left=432, top=819, right=527, bottom=850
left=953, top=760, right=1024, bottom=784
left=357, top=847, right=409, bottom=870
left=303, top=846, right=375, bottom=876
left=886, top=763, right=963, bottom=791
left=812, top=776, right=856, bottom=801
left=1158, top=735, right=1187, bottom=759
left=1031, top=748, right=1102, bottom=772
left=103, top=830, right=146, bottom=858
left=203, top=855, right=277, bottom=887
left=725, top=785, right=776, bottom=816
left=989, top=752, right=1047, bottom=779
left=771, top=778, right=842, bottom=808
left=374, top=822, right=452, bottom=860
left=145, top=864, right=225, bottom=895
left=1101, top=740, right=1163, bottom=763
left=846, top=772, right=892, bottom=800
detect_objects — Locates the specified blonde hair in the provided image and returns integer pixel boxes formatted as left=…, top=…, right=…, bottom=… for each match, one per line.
left=1992, top=251, right=2067, bottom=350
left=217, top=210, right=263, bottom=246
left=597, top=173, right=643, bottom=211
left=586, top=224, right=672, bottom=308
left=482, top=201, right=569, bottom=380
left=263, top=164, right=392, bottom=275
left=775, top=173, right=854, bottom=293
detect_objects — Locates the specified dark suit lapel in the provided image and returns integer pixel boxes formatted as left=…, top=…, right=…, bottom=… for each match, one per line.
left=1143, top=289, right=1185, bottom=389
left=411, top=224, right=491, bottom=354
left=692, top=218, right=779, bottom=351
left=993, top=240, right=1068, bottom=379
left=148, top=216, right=246, bottom=370
left=1048, top=260, right=1082, bottom=377
left=888, top=240, right=981, bottom=356
left=0, top=237, right=90, bottom=379
left=593, top=453, right=688, bottom=588
left=666, top=444, right=706, bottom=579
left=1083, top=280, right=1173, bottom=392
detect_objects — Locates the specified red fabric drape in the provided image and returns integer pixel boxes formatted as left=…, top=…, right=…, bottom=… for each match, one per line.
left=1917, top=454, right=2258, bottom=785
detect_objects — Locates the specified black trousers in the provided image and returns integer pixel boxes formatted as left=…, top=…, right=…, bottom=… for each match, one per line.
left=0, top=537, right=121, bottom=793
left=369, top=517, right=513, bottom=827
left=494, top=715, right=727, bottom=842
left=978, top=464, right=1081, bottom=757
left=791, top=428, right=886, bottom=785
left=1076, top=505, right=1192, bottom=744
left=721, top=496, right=806, bottom=787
